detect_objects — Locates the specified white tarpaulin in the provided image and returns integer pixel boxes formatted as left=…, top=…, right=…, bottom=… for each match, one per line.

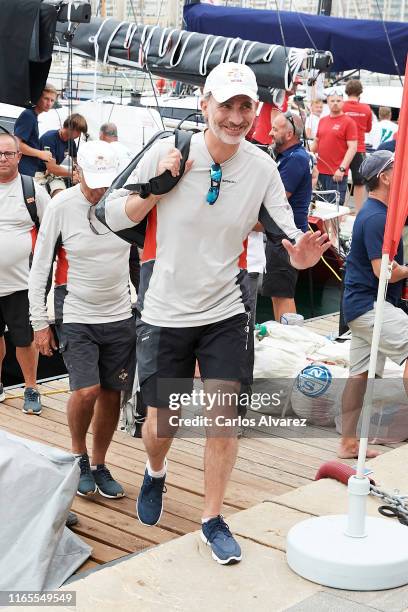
left=0, top=430, right=91, bottom=590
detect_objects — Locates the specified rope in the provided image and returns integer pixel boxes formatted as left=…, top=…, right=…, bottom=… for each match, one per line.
left=90, top=18, right=111, bottom=99
left=4, top=388, right=70, bottom=400
left=308, top=223, right=342, bottom=282
left=374, top=0, right=403, bottom=86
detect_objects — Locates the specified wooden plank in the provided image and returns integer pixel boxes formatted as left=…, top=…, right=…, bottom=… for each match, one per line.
left=0, top=404, right=237, bottom=516
left=0, top=402, right=318, bottom=486
left=70, top=513, right=151, bottom=554
left=75, top=559, right=100, bottom=574
left=5, top=397, right=308, bottom=489
left=79, top=536, right=124, bottom=564
left=71, top=498, right=177, bottom=546
left=0, top=409, right=288, bottom=507
left=0, top=414, right=225, bottom=523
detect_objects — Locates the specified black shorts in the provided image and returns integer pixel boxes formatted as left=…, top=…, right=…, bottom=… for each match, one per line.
left=136, top=313, right=253, bottom=408
left=56, top=317, right=136, bottom=391
left=262, top=239, right=298, bottom=298
left=349, top=152, right=366, bottom=186
left=0, top=290, right=33, bottom=347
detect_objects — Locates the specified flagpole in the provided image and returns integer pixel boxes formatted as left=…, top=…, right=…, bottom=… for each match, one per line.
left=286, top=53, right=408, bottom=591
left=342, top=253, right=391, bottom=539
left=355, top=254, right=390, bottom=479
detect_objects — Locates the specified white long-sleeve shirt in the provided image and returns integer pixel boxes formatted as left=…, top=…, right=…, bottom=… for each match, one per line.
left=29, top=184, right=132, bottom=331
left=105, top=132, right=302, bottom=328
left=0, top=175, right=49, bottom=297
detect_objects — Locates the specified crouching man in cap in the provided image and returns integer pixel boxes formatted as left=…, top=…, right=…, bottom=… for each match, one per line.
left=28, top=141, right=135, bottom=499
left=339, top=150, right=408, bottom=459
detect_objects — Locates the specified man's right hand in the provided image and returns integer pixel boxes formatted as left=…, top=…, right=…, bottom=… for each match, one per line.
left=38, top=150, right=53, bottom=162
left=34, top=326, right=57, bottom=356
left=157, top=148, right=193, bottom=177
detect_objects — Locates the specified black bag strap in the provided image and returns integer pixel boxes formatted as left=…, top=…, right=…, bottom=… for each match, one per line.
left=95, top=129, right=194, bottom=247
left=21, top=173, right=40, bottom=230
left=124, top=129, right=193, bottom=197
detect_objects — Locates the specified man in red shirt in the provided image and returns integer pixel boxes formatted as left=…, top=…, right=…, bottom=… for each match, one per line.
left=311, top=92, right=358, bottom=205
left=343, top=79, right=372, bottom=211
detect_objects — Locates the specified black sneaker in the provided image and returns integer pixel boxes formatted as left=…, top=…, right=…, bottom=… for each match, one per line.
left=76, top=453, right=97, bottom=496
left=136, top=468, right=167, bottom=526
left=201, top=515, right=242, bottom=565
left=0, top=383, right=5, bottom=402
left=66, top=511, right=79, bottom=528
left=92, top=464, right=125, bottom=498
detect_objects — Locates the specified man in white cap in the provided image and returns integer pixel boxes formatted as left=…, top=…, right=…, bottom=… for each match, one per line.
left=28, top=141, right=135, bottom=499
left=105, top=62, right=330, bottom=564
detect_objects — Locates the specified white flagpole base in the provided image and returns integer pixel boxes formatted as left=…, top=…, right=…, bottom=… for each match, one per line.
left=287, top=515, right=408, bottom=590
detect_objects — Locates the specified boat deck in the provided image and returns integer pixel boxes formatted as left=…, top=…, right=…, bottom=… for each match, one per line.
left=0, top=313, right=397, bottom=575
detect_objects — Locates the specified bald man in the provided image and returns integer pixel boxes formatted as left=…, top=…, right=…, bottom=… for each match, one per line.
left=263, top=112, right=314, bottom=323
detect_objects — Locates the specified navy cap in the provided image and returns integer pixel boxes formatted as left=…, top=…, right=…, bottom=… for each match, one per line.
left=359, top=150, right=394, bottom=181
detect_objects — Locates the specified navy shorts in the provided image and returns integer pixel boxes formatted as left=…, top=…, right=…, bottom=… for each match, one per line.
left=136, top=313, right=253, bottom=408
left=349, top=152, right=366, bottom=186
left=56, top=317, right=136, bottom=391
left=0, top=290, right=33, bottom=347
left=262, top=239, right=298, bottom=298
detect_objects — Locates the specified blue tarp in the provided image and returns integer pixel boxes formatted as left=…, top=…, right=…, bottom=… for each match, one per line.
left=183, top=3, right=408, bottom=76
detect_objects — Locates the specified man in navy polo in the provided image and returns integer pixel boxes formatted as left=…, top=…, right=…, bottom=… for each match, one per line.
left=14, top=83, right=57, bottom=177
left=39, top=113, right=88, bottom=196
left=339, top=149, right=408, bottom=459
left=263, top=111, right=313, bottom=323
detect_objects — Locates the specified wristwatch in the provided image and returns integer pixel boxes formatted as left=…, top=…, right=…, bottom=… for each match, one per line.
left=339, top=166, right=346, bottom=173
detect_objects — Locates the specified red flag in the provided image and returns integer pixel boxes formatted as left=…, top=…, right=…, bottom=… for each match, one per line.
left=382, top=54, right=408, bottom=259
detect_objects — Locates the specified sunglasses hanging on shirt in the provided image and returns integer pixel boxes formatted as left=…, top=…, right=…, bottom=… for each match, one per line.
left=206, top=163, right=222, bottom=205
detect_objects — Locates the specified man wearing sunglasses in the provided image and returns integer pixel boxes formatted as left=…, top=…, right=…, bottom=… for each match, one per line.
left=29, top=141, right=136, bottom=500
left=264, top=111, right=314, bottom=323
left=0, top=133, right=50, bottom=414
left=105, top=62, right=330, bottom=565
left=340, top=150, right=408, bottom=459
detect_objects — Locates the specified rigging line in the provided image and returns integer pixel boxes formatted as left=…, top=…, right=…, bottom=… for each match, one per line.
left=272, top=2, right=320, bottom=148
left=273, top=0, right=296, bottom=92
left=66, top=2, right=75, bottom=184
left=145, top=61, right=166, bottom=130
left=373, top=0, right=403, bottom=85
left=128, top=0, right=152, bottom=97
left=291, top=0, right=318, bottom=51
left=156, top=0, right=165, bottom=26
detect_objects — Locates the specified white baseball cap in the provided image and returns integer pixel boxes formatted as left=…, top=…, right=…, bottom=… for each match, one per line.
left=203, top=62, right=258, bottom=103
left=77, top=141, right=120, bottom=189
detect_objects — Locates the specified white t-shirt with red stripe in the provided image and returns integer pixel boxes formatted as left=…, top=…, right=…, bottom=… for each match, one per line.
left=0, top=175, right=49, bottom=298
left=106, top=132, right=302, bottom=328
left=29, top=184, right=132, bottom=331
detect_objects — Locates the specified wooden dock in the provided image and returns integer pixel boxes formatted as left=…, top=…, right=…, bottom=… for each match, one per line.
left=0, top=312, right=396, bottom=576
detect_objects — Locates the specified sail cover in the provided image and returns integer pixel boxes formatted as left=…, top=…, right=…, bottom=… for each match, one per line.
left=55, top=17, right=332, bottom=104
left=183, top=2, right=408, bottom=76
left=0, top=0, right=57, bottom=107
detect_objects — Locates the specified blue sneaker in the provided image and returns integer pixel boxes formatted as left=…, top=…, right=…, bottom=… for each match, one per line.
left=201, top=515, right=242, bottom=565
left=92, top=464, right=125, bottom=498
left=77, top=453, right=97, bottom=496
left=0, top=383, right=5, bottom=402
left=22, top=387, right=42, bottom=415
left=137, top=469, right=167, bottom=526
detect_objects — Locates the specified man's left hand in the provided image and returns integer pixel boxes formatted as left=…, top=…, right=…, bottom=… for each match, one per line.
left=282, top=231, right=331, bottom=270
